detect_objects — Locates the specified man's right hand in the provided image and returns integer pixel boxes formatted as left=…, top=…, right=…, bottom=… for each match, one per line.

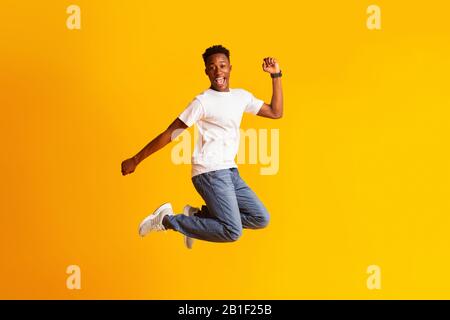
left=121, top=157, right=137, bottom=176
left=120, top=118, right=188, bottom=176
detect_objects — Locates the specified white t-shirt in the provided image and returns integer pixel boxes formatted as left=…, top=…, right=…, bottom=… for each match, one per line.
left=178, top=88, right=264, bottom=177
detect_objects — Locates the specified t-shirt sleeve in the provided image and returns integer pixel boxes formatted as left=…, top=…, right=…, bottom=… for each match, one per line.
left=244, top=90, right=265, bottom=115
left=178, top=98, right=204, bottom=127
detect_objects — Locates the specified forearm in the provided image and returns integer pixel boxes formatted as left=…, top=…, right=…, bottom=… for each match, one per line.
left=132, top=130, right=171, bottom=165
left=270, top=77, right=283, bottom=118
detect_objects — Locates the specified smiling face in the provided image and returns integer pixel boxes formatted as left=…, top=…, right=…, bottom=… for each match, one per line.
left=205, top=53, right=232, bottom=92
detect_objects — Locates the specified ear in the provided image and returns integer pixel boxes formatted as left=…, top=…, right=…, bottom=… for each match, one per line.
left=230, top=65, right=232, bottom=72
left=204, top=68, right=208, bottom=76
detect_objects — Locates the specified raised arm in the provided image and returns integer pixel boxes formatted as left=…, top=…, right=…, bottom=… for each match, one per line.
left=121, top=118, right=188, bottom=175
left=257, top=57, right=283, bottom=119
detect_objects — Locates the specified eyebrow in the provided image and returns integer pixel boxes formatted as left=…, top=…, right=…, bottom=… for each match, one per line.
left=208, top=61, right=227, bottom=65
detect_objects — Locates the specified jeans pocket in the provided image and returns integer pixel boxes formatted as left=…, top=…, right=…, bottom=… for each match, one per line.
left=208, top=169, right=234, bottom=190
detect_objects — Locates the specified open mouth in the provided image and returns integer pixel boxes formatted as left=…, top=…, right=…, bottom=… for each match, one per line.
left=214, top=77, right=226, bottom=86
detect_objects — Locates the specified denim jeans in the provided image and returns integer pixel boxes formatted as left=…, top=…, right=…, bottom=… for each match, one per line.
left=165, top=168, right=270, bottom=242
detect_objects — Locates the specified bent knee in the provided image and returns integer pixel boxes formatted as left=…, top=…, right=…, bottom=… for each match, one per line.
left=259, top=213, right=270, bottom=228
left=224, top=227, right=242, bottom=242
left=251, top=209, right=270, bottom=229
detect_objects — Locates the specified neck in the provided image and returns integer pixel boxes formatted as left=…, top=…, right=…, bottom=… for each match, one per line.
left=209, top=86, right=230, bottom=92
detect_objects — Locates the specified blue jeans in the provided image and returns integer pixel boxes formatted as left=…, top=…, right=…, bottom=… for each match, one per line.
left=165, top=168, right=270, bottom=242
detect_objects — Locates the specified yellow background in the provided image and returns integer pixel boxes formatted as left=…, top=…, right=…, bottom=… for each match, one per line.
left=1, top=0, right=449, bottom=299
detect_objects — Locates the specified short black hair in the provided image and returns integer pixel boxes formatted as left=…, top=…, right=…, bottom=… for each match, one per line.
left=202, top=45, right=230, bottom=65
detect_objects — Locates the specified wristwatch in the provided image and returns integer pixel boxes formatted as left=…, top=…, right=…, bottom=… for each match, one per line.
left=271, top=70, right=282, bottom=78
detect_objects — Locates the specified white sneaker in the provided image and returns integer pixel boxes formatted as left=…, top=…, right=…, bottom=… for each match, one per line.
left=138, top=202, right=173, bottom=237
left=183, top=204, right=199, bottom=249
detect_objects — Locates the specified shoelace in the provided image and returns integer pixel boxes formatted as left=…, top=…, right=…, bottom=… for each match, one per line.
left=150, top=215, right=166, bottom=231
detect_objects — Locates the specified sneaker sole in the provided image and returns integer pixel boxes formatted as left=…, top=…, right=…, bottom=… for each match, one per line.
left=139, top=202, right=172, bottom=237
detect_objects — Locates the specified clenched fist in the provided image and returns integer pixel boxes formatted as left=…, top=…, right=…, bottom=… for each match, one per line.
left=121, top=157, right=137, bottom=176
left=262, top=57, right=280, bottom=74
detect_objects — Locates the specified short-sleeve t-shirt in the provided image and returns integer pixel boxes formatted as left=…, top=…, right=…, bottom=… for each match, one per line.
left=178, top=88, right=264, bottom=177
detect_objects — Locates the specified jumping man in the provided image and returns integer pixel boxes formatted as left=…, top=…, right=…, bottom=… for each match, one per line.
left=121, top=45, right=283, bottom=248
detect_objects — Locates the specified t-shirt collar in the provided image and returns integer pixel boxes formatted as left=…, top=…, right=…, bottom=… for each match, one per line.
left=207, top=88, right=233, bottom=96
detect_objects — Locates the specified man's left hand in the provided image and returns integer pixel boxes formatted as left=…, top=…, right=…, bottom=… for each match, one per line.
left=262, top=57, right=281, bottom=74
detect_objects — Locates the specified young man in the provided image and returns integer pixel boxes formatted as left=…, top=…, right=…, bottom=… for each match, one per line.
left=121, top=45, right=283, bottom=248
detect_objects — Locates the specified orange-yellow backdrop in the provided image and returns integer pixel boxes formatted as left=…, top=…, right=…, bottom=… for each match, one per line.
left=1, top=0, right=449, bottom=299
